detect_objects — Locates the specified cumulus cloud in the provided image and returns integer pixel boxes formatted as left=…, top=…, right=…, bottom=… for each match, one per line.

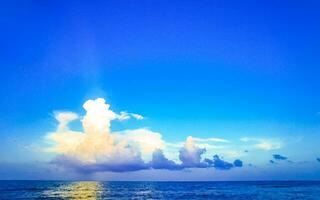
left=150, top=142, right=243, bottom=171
left=46, top=98, right=243, bottom=173
left=273, top=154, right=287, bottom=160
left=211, top=155, right=233, bottom=170
left=150, top=149, right=181, bottom=170
left=179, top=136, right=207, bottom=168
left=113, top=128, right=165, bottom=160
left=204, top=155, right=243, bottom=170
left=233, top=159, right=243, bottom=167
left=47, top=98, right=147, bottom=166
left=55, top=112, right=78, bottom=131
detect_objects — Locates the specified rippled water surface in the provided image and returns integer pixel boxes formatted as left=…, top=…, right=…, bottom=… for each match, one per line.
left=0, top=181, right=319, bottom=199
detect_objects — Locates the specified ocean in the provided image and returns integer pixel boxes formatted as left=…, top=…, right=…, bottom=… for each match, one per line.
left=0, top=181, right=319, bottom=199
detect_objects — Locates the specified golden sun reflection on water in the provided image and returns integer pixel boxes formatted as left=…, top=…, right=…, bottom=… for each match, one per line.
left=45, top=181, right=103, bottom=200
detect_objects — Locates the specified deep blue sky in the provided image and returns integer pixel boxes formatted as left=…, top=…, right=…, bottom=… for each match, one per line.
left=0, top=0, right=320, bottom=180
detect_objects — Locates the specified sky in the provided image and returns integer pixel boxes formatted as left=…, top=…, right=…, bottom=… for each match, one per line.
left=0, top=0, right=320, bottom=181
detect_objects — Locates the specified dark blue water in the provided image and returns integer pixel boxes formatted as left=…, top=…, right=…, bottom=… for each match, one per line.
left=0, top=181, right=319, bottom=199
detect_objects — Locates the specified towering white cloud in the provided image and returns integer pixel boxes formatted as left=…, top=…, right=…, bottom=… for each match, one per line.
left=47, top=98, right=146, bottom=164
left=82, top=98, right=116, bottom=135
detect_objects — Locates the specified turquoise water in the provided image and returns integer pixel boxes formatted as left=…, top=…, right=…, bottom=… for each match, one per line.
left=0, top=181, right=320, bottom=199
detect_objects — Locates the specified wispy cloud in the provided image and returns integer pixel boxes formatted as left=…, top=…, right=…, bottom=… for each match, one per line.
left=165, top=137, right=229, bottom=153
left=240, top=137, right=282, bottom=151
left=117, top=111, right=144, bottom=121
left=193, top=137, right=230, bottom=143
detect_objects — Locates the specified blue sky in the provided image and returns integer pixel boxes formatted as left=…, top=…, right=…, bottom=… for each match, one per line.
left=0, top=0, right=320, bottom=180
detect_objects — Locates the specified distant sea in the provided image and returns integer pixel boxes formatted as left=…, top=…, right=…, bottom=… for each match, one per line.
left=0, top=181, right=319, bottom=199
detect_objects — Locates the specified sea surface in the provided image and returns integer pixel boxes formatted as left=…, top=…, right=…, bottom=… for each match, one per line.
left=0, top=181, right=319, bottom=199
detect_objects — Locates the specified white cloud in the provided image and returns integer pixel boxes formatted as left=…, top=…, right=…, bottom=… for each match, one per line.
left=45, top=97, right=242, bottom=172
left=240, top=137, right=282, bottom=151
left=164, top=137, right=229, bottom=162
left=179, top=136, right=206, bottom=167
left=116, top=111, right=144, bottom=121
left=47, top=98, right=153, bottom=166
left=54, top=112, right=78, bottom=131
left=254, top=142, right=282, bottom=151
left=117, top=111, right=131, bottom=121
left=113, top=128, right=165, bottom=160
left=82, top=98, right=117, bottom=135
left=47, top=98, right=117, bottom=163
left=131, top=113, right=144, bottom=120
left=193, top=137, right=230, bottom=143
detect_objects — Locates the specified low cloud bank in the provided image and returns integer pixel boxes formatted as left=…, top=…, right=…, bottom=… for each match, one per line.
left=46, top=98, right=243, bottom=173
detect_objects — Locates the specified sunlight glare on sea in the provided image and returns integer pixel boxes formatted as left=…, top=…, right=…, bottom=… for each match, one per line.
left=44, top=181, right=102, bottom=199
